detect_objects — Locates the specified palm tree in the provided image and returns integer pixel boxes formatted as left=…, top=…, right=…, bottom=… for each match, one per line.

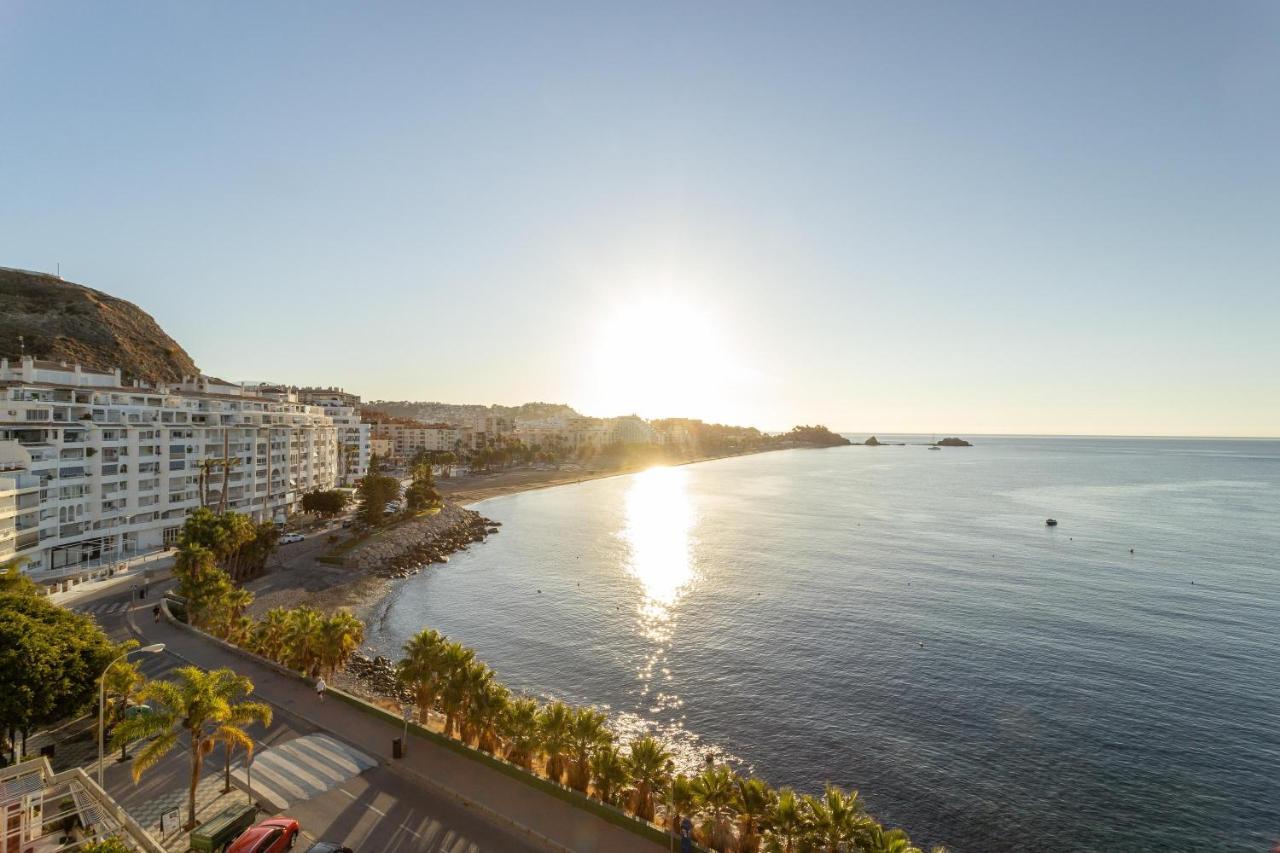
left=397, top=629, right=447, bottom=725
left=433, top=641, right=476, bottom=737
left=249, top=608, right=292, bottom=661
left=864, top=826, right=924, bottom=853
left=102, top=641, right=146, bottom=760
left=318, top=612, right=364, bottom=678
left=537, top=701, right=573, bottom=784
left=735, top=776, right=776, bottom=853
left=501, top=696, right=541, bottom=769
left=441, top=656, right=488, bottom=742
left=804, top=785, right=865, bottom=853
left=625, top=736, right=672, bottom=822
left=765, top=786, right=807, bottom=853
left=590, top=744, right=629, bottom=806
left=691, top=765, right=738, bottom=851
left=470, top=679, right=511, bottom=754
left=667, top=773, right=695, bottom=842
left=111, top=667, right=271, bottom=831
left=567, top=707, right=610, bottom=792
left=207, top=585, right=254, bottom=643
left=283, top=607, right=325, bottom=676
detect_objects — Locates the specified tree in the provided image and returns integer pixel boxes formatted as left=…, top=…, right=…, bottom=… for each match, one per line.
left=357, top=472, right=400, bottom=525
left=537, top=701, right=573, bottom=785
left=318, top=612, right=365, bottom=678
left=82, top=838, right=131, bottom=853
left=178, top=508, right=278, bottom=582
left=803, top=784, right=866, bottom=853
left=248, top=608, right=292, bottom=661
left=282, top=607, right=325, bottom=676
left=404, top=461, right=441, bottom=513
left=469, top=679, right=510, bottom=754
left=501, top=697, right=542, bottom=770
left=397, top=629, right=447, bottom=726
left=172, top=544, right=254, bottom=638
left=764, top=787, right=807, bottom=853
left=436, top=643, right=477, bottom=739
left=735, top=776, right=776, bottom=853
left=111, top=666, right=271, bottom=830
left=0, top=589, right=115, bottom=762
left=102, top=640, right=147, bottom=760
left=301, top=489, right=350, bottom=518
left=668, top=774, right=696, bottom=843
left=692, top=765, right=738, bottom=851
left=567, top=707, right=610, bottom=793
left=591, top=744, right=629, bottom=805
left=625, top=736, right=672, bottom=822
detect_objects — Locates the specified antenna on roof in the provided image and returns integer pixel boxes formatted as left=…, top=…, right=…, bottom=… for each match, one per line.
left=56, top=262, right=61, bottom=279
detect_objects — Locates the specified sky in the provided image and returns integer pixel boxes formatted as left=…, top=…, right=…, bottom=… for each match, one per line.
left=1, top=1, right=1277, bottom=436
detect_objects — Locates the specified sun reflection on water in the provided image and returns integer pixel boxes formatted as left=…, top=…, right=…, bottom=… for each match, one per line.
left=623, top=466, right=696, bottom=631
left=621, top=466, right=697, bottom=718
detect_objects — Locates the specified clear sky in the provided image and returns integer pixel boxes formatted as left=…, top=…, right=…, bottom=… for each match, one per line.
left=2, top=2, right=1277, bottom=436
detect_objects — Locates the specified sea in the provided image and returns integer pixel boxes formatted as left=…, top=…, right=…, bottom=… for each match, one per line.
left=362, top=436, right=1280, bottom=852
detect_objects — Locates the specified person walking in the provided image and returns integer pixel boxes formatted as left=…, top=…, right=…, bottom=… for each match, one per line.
left=152, top=604, right=161, bottom=623
left=315, top=676, right=327, bottom=702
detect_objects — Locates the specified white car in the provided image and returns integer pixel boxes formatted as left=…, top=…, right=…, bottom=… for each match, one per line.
left=280, top=533, right=305, bottom=544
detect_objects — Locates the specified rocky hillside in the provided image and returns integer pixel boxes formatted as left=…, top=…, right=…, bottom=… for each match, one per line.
left=0, top=267, right=198, bottom=383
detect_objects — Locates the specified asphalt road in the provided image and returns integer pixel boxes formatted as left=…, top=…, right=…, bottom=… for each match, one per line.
left=71, top=576, right=541, bottom=852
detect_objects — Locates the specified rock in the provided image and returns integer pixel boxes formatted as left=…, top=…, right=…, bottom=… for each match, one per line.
left=864, top=436, right=881, bottom=446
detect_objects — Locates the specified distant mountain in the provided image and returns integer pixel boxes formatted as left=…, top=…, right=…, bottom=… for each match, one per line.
left=0, top=267, right=199, bottom=383
left=369, top=400, right=581, bottom=423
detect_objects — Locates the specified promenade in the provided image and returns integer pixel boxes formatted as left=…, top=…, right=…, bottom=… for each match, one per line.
left=126, top=606, right=663, bottom=852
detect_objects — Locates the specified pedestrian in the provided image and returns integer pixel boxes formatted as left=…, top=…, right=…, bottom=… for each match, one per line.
left=141, top=583, right=148, bottom=600
left=315, top=676, right=326, bottom=702
left=130, top=582, right=138, bottom=600
left=152, top=604, right=161, bottom=623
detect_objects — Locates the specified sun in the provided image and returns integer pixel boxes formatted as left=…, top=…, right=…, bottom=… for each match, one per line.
left=575, top=294, right=743, bottom=420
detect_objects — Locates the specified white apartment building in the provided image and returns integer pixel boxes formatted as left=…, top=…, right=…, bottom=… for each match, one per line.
left=369, top=421, right=470, bottom=463
left=296, top=387, right=371, bottom=485
left=0, top=357, right=339, bottom=585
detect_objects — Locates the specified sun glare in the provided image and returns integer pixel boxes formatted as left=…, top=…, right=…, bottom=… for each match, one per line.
left=576, top=293, right=750, bottom=420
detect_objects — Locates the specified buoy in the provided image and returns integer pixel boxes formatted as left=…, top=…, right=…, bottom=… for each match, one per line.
left=537, top=589, right=542, bottom=593
left=1129, top=548, right=1134, bottom=554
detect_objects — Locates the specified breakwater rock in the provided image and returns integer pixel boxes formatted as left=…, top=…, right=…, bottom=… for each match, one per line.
left=344, top=650, right=411, bottom=702
left=344, top=501, right=500, bottom=578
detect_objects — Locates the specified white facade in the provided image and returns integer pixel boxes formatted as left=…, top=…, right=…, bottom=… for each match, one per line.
left=296, top=388, right=370, bottom=485
left=0, top=357, right=338, bottom=582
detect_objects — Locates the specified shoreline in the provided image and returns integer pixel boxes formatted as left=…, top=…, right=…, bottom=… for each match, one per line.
left=250, top=450, right=779, bottom=622
left=436, top=446, right=794, bottom=508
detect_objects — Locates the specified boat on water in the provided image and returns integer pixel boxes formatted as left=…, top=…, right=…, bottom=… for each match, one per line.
left=928, top=445, right=941, bottom=451
left=1045, top=518, right=1058, bottom=526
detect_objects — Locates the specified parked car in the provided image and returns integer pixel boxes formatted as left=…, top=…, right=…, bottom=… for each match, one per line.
left=304, top=844, right=353, bottom=853
left=228, top=817, right=300, bottom=853
left=280, top=533, right=305, bottom=544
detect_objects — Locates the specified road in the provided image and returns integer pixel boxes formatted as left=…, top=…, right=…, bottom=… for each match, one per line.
left=71, top=579, right=542, bottom=853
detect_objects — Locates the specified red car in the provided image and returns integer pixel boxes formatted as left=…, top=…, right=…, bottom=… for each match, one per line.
left=228, top=818, right=300, bottom=853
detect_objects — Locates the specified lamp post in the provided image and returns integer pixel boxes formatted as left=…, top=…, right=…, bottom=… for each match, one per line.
left=98, top=643, right=165, bottom=786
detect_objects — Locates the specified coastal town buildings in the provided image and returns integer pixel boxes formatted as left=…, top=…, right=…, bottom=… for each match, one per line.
left=369, top=421, right=469, bottom=463
left=296, top=387, right=371, bottom=485
left=0, top=356, right=339, bottom=586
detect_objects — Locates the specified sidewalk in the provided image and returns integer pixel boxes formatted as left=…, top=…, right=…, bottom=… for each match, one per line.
left=49, top=551, right=175, bottom=606
left=127, top=610, right=663, bottom=852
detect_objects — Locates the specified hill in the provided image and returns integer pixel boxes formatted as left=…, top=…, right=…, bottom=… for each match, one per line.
left=0, top=267, right=198, bottom=383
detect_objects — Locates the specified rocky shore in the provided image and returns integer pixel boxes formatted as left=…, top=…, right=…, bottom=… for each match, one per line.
left=338, top=650, right=411, bottom=703
left=344, top=502, right=501, bottom=579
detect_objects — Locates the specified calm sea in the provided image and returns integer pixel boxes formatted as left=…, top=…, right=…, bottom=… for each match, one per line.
left=364, top=437, right=1280, bottom=852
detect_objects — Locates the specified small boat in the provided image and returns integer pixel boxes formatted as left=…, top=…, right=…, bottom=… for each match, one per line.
left=928, top=446, right=941, bottom=451
left=1045, top=518, right=1058, bottom=526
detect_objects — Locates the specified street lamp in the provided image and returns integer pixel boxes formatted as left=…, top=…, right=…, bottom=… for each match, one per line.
left=98, top=643, right=165, bottom=786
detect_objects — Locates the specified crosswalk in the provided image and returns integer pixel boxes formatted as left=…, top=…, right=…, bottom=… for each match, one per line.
left=73, top=600, right=133, bottom=617
left=232, top=734, right=376, bottom=810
